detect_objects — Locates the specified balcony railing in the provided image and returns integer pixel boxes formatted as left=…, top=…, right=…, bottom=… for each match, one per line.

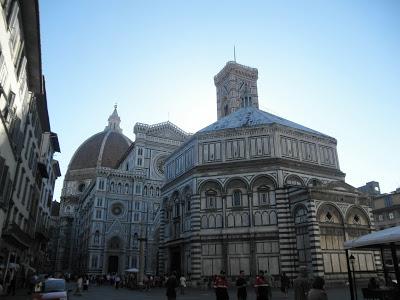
left=2, top=222, right=32, bottom=249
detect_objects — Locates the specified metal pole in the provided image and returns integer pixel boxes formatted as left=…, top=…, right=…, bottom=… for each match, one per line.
left=352, top=260, right=358, bottom=300
left=345, top=250, right=355, bottom=300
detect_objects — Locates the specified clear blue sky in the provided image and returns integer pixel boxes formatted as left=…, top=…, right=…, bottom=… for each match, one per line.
left=39, top=0, right=400, bottom=199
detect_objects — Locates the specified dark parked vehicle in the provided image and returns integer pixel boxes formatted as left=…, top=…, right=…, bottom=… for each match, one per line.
left=32, top=278, right=70, bottom=300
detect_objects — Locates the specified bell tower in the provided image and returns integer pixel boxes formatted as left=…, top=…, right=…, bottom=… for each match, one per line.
left=214, top=61, right=259, bottom=120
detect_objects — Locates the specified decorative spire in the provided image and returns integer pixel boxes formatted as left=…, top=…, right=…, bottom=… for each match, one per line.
left=105, top=104, right=122, bottom=133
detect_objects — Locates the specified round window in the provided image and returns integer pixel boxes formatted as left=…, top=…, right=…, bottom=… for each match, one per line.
left=111, top=203, right=124, bottom=216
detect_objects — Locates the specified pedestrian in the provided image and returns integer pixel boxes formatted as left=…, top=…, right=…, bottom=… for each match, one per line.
left=115, top=274, right=121, bottom=289
left=280, top=272, right=290, bottom=297
left=236, top=270, right=247, bottom=300
left=213, top=270, right=229, bottom=300
left=294, top=266, right=310, bottom=300
left=307, top=277, right=327, bottom=300
left=254, top=270, right=269, bottom=300
left=166, top=272, right=179, bottom=300
left=74, top=275, right=83, bottom=295
left=29, top=273, right=38, bottom=294
left=264, top=270, right=272, bottom=300
left=180, top=274, right=186, bottom=295
left=83, top=275, right=89, bottom=291
left=8, top=273, right=16, bottom=296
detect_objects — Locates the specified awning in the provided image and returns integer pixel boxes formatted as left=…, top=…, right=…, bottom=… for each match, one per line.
left=344, top=226, right=400, bottom=249
left=125, top=268, right=139, bottom=273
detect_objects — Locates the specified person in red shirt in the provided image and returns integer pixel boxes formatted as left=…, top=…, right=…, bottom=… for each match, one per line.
left=254, top=270, right=269, bottom=300
left=213, top=270, right=229, bottom=300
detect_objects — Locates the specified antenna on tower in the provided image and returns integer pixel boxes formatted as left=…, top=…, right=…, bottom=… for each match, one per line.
left=234, top=45, right=236, bottom=62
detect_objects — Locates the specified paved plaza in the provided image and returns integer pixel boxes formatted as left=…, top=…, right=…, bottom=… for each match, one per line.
left=1, top=284, right=357, bottom=300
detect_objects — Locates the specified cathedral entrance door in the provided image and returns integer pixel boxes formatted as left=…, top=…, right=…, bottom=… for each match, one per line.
left=170, top=248, right=181, bottom=275
left=108, top=255, right=119, bottom=274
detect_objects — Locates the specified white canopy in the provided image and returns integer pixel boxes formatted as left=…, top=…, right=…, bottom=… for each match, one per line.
left=344, top=225, right=400, bottom=249
left=125, top=268, right=139, bottom=273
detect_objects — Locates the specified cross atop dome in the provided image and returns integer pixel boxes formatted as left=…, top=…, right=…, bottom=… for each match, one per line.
left=105, top=104, right=122, bottom=133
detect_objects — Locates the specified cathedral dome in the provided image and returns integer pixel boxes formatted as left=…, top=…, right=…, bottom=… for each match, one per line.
left=68, top=106, right=132, bottom=171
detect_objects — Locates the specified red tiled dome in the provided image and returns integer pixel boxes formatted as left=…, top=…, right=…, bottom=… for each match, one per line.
left=68, top=130, right=132, bottom=171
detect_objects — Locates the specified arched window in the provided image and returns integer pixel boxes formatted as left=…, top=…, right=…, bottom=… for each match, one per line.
left=216, top=214, right=223, bottom=228
left=201, top=216, right=208, bottom=229
left=254, top=212, right=262, bottom=226
left=209, top=215, right=216, bottom=228
left=94, top=230, right=100, bottom=244
left=132, top=233, right=138, bottom=248
left=110, top=182, right=115, bottom=192
left=117, top=183, right=122, bottom=193
left=294, top=205, right=311, bottom=266
left=224, top=104, right=228, bottom=116
left=143, top=186, right=148, bottom=196
left=156, top=187, right=160, bottom=197
left=233, top=190, right=242, bottom=206
left=125, top=183, right=129, bottom=194
left=206, top=190, right=217, bottom=209
left=295, top=206, right=308, bottom=224
left=150, top=186, right=154, bottom=197
left=270, top=211, right=277, bottom=224
left=175, top=201, right=180, bottom=217
left=186, top=194, right=191, bottom=212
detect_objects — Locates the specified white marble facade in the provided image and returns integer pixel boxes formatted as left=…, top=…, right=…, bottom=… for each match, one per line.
left=57, top=108, right=190, bottom=274
left=159, top=61, right=379, bottom=284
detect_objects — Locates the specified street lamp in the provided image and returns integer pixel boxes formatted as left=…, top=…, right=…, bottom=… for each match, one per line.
left=349, top=254, right=358, bottom=300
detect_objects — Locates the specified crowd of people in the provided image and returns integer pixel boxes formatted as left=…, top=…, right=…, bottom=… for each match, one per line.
left=3, top=266, right=399, bottom=300
left=206, top=267, right=325, bottom=300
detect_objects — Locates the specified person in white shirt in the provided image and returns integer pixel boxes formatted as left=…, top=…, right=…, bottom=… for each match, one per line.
left=180, top=275, right=186, bottom=295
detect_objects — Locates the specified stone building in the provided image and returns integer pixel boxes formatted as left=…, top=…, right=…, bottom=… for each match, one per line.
left=0, top=0, right=60, bottom=278
left=159, top=61, right=379, bottom=284
left=57, top=106, right=189, bottom=275
left=371, top=190, right=400, bottom=230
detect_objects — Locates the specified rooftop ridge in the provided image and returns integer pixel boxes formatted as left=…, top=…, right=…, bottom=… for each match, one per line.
left=134, top=121, right=192, bottom=137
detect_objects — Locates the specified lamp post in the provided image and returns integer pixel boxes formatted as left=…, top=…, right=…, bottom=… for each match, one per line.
left=349, top=254, right=357, bottom=300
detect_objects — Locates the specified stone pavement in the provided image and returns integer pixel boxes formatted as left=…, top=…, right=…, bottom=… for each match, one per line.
left=1, top=284, right=357, bottom=299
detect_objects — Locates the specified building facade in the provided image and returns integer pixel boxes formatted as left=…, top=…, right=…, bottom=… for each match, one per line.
left=159, top=61, right=379, bottom=284
left=57, top=107, right=189, bottom=277
left=0, top=0, right=60, bottom=282
left=371, top=190, right=400, bottom=230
